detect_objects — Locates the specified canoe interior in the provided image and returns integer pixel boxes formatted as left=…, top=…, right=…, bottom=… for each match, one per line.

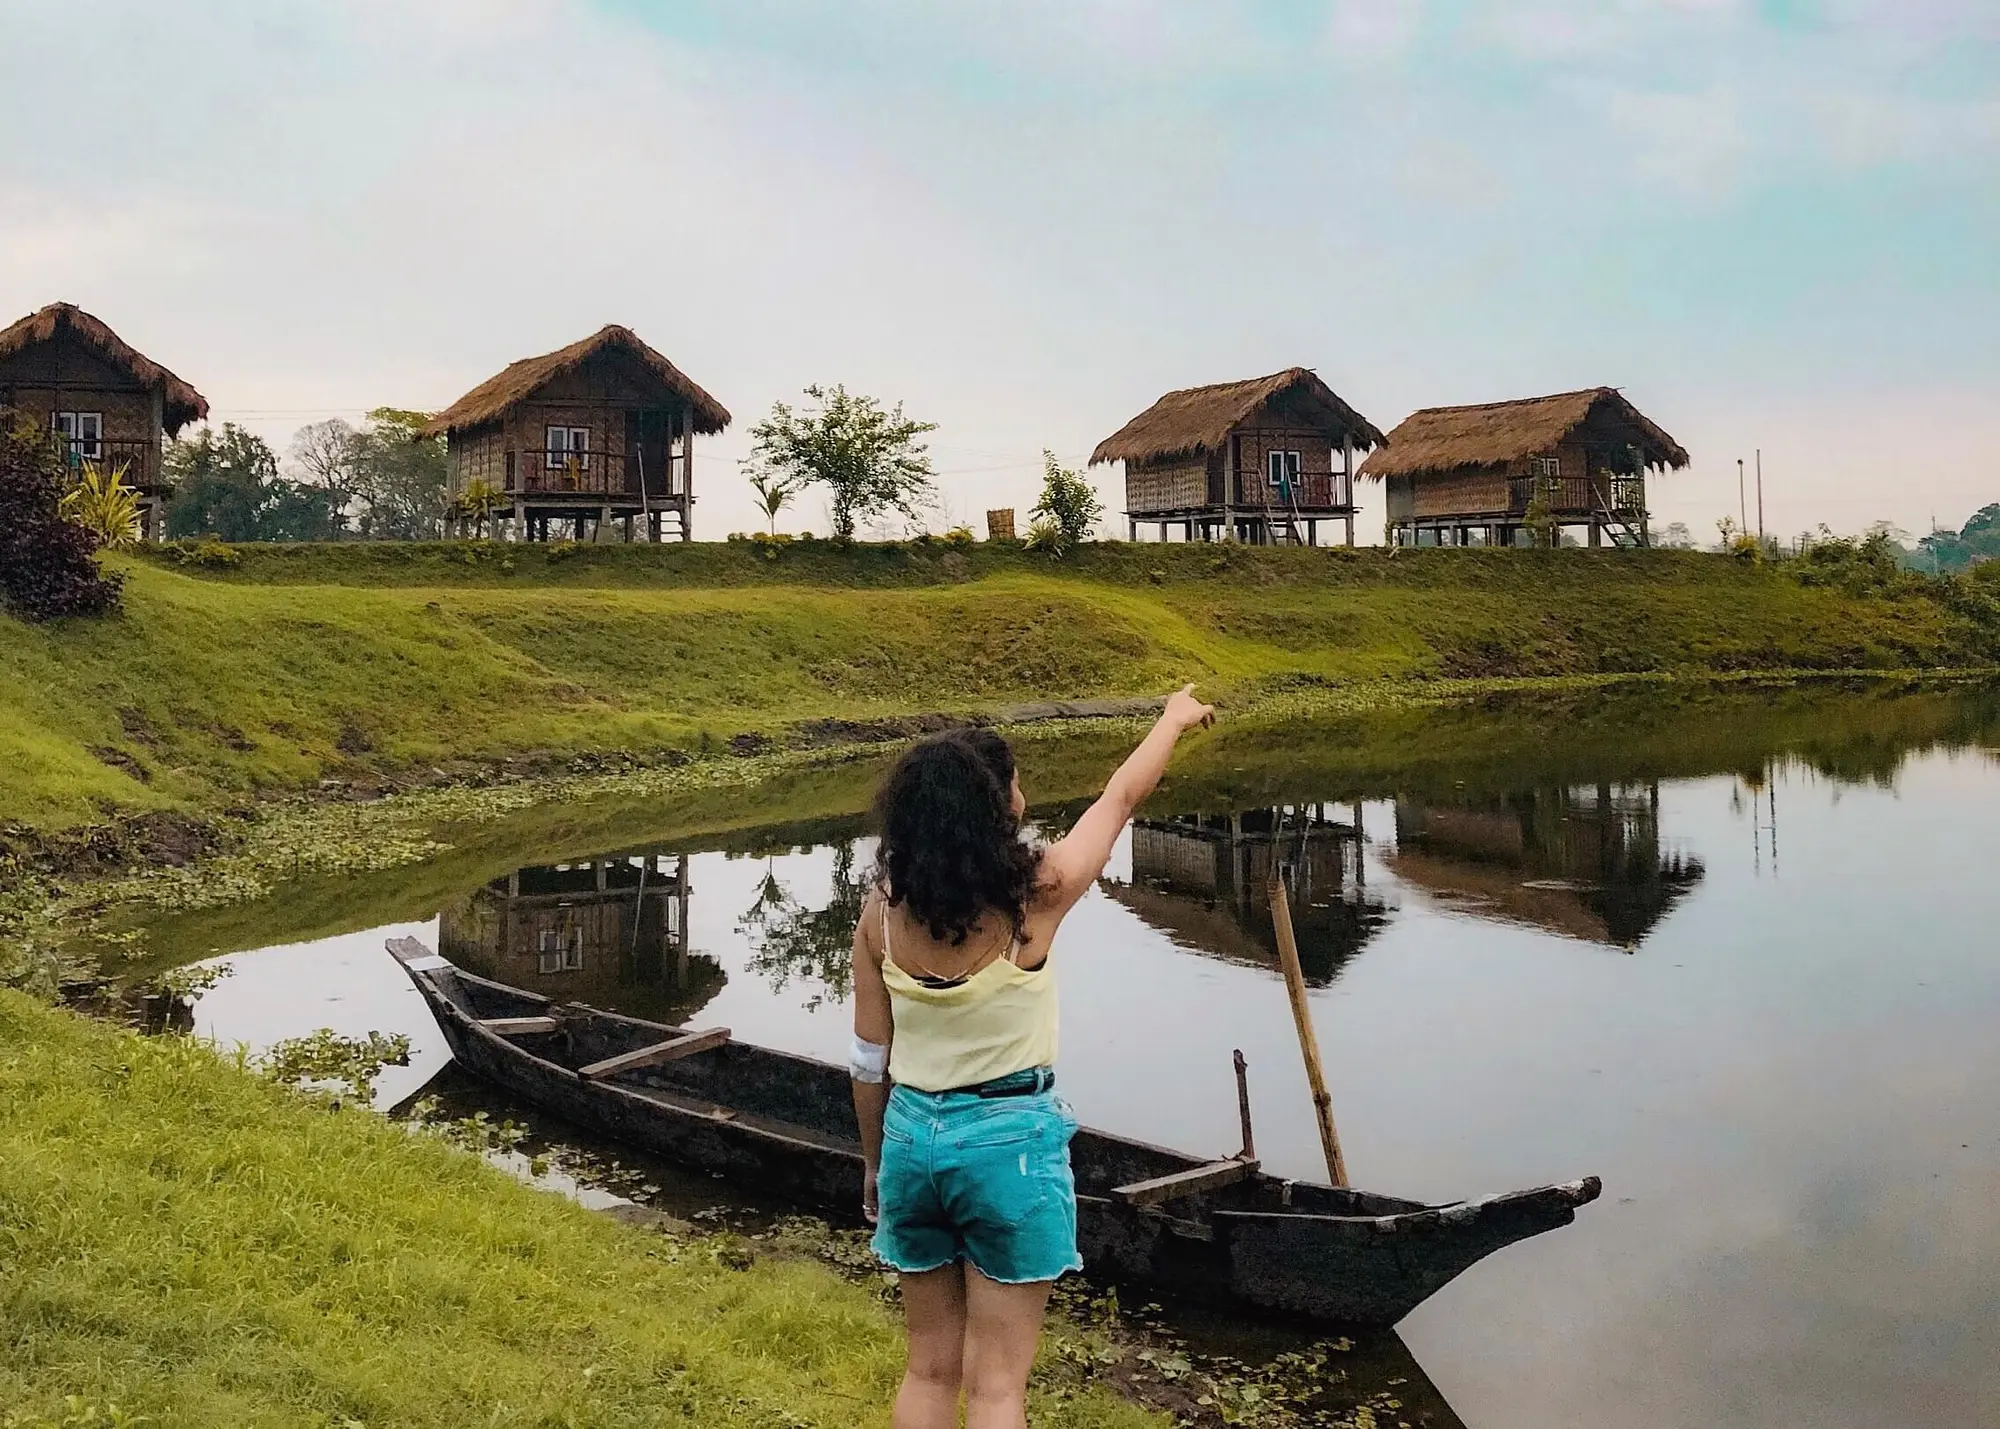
left=438, top=967, right=1425, bottom=1219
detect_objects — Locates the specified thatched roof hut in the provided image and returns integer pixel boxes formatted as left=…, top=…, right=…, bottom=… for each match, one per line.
left=0, top=302, right=208, bottom=434
left=421, top=325, right=730, bottom=440
left=1359, top=388, right=1686, bottom=481
left=1361, top=388, right=1687, bottom=548
left=1091, top=367, right=1384, bottom=470
left=1091, top=368, right=1384, bottom=545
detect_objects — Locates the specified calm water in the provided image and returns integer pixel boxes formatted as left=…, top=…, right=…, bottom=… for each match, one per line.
left=164, top=691, right=2000, bottom=1429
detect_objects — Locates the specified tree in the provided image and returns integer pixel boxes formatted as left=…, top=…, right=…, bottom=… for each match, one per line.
left=744, top=385, right=936, bottom=541
left=736, top=842, right=869, bottom=1010
left=346, top=407, right=448, bottom=539
left=164, top=424, right=283, bottom=541
left=1917, top=503, right=2000, bottom=573
left=1027, top=450, right=1104, bottom=555
left=164, top=424, right=343, bottom=541
left=0, top=412, right=123, bottom=621
left=746, top=468, right=805, bottom=535
left=290, top=417, right=359, bottom=503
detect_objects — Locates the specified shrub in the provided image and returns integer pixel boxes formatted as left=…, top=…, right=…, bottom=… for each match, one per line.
left=1029, top=451, right=1104, bottom=556
left=1791, top=526, right=1910, bottom=595
left=0, top=411, right=124, bottom=621
left=942, top=525, right=976, bottom=548
left=61, top=460, right=143, bottom=549
left=165, top=536, right=242, bottom=569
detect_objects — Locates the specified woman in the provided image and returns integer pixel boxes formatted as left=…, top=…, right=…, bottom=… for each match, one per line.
left=849, top=685, right=1216, bottom=1429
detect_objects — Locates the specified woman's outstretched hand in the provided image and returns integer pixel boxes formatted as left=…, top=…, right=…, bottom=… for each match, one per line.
left=1164, top=683, right=1215, bottom=733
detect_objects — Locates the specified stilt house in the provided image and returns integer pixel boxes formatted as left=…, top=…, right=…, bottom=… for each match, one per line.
left=422, top=325, right=730, bottom=542
left=438, top=851, right=723, bottom=1023
left=1090, top=368, right=1385, bottom=545
left=1387, top=784, right=1704, bottom=949
left=0, top=302, right=208, bottom=539
left=1100, top=807, right=1391, bottom=981
left=1362, top=388, right=1687, bottom=548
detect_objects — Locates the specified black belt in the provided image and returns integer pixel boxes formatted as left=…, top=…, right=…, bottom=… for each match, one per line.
left=963, top=1066, right=1055, bottom=1098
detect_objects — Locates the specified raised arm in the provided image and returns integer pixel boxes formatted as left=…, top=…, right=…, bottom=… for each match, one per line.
left=1040, top=684, right=1214, bottom=907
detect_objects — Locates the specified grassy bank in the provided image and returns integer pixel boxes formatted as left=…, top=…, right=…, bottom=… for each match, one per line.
left=0, top=987, right=1166, bottom=1429
left=4, top=541, right=1997, bottom=836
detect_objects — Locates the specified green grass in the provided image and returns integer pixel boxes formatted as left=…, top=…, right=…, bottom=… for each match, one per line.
left=3, top=541, right=1995, bottom=834
left=0, top=988, right=1163, bottom=1429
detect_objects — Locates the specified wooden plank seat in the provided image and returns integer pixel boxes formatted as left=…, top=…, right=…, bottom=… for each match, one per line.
left=478, top=1016, right=562, bottom=1036
left=578, top=1026, right=731, bottom=1081
left=1112, top=1158, right=1259, bottom=1207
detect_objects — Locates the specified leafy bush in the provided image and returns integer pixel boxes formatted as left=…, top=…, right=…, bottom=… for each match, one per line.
left=1791, top=526, right=1912, bottom=595
left=1029, top=450, right=1104, bottom=556
left=0, top=411, right=124, bottom=621
left=164, top=536, right=242, bottom=569
left=1021, top=514, right=1066, bottom=553
left=942, top=524, right=976, bottom=548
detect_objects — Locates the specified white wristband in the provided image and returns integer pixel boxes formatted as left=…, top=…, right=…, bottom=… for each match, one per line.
left=848, top=1035, right=888, bottom=1084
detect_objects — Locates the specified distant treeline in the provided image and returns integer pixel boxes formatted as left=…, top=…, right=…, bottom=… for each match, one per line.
left=162, top=411, right=447, bottom=542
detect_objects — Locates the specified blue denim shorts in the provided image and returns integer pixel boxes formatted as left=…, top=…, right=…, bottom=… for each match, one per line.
left=872, top=1073, right=1083, bottom=1285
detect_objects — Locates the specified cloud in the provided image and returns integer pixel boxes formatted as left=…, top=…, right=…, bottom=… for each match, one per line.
left=1598, top=86, right=1749, bottom=200
left=1325, top=0, right=1427, bottom=63
left=0, top=0, right=1994, bottom=540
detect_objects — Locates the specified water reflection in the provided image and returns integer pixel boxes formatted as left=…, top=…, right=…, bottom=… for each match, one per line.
left=736, top=840, right=868, bottom=1009
left=1389, top=782, right=1703, bottom=949
left=146, top=688, right=2000, bottom=1429
left=1099, top=805, right=1393, bottom=984
left=438, top=851, right=726, bottom=1023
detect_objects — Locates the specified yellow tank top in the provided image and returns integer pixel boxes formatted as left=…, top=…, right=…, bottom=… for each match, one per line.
left=879, top=901, right=1059, bottom=1093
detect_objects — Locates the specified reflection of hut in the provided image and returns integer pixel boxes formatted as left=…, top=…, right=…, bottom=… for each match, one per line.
left=1101, top=805, right=1393, bottom=984
left=439, top=851, right=724, bottom=1022
left=1388, top=783, right=1702, bottom=948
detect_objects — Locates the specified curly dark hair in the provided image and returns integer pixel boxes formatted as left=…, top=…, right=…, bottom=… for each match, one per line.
left=872, top=728, right=1043, bottom=948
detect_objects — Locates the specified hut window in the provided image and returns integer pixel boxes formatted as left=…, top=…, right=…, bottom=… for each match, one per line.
left=1532, top=456, right=1561, bottom=479
left=537, top=926, right=584, bottom=974
left=54, top=411, right=102, bottom=461
left=545, top=425, right=591, bottom=470
left=1266, top=450, right=1300, bottom=495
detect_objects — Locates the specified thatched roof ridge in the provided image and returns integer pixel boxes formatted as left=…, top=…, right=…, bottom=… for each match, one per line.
left=1359, top=388, right=1688, bottom=480
left=1090, top=367, right=1385, bottom=468
left=0, top=302, right=208, bottom=434
left=422, top=325, right=731, bottom=439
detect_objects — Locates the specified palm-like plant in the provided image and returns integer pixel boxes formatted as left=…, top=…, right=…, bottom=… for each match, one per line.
left=62, top=460, right=143, bottom=549
left=452, top=478, right=506, bottom=538
left=746, top=469, right=804, bottom=535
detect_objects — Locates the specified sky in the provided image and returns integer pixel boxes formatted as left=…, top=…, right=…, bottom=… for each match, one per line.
left=2, top=0, right=1995, bottom=542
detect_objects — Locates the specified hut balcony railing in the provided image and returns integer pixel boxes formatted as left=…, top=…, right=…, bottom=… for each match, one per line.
left=1506, top=475, right=1645, bottom=517
left=1226, top=472, right=1357, bottom=510
left=511, top=450, right=684, bottom=499
left=60, top=436, right=162, bottom=490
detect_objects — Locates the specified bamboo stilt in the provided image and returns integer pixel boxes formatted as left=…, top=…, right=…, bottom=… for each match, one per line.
left=1269, top=872, right=1349, bottom=1187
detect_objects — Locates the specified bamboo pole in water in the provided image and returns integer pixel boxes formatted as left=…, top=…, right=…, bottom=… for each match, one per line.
left=1269, top=872, right=1349, bottom=1187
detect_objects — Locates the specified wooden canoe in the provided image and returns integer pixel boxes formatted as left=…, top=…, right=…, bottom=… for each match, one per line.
left=389, top=936, right=1600, bottom=1326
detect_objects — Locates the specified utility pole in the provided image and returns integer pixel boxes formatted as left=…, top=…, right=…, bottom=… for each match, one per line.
left=1755, top=449, right=1765, bottom=543
left=1738, top=458, right=1747, bottom=534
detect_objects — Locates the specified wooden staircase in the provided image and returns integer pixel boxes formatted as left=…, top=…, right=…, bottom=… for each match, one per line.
left=1261, top=484, right=1308, bottom=546
left=1596, top=491, right=1647, bottom=549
